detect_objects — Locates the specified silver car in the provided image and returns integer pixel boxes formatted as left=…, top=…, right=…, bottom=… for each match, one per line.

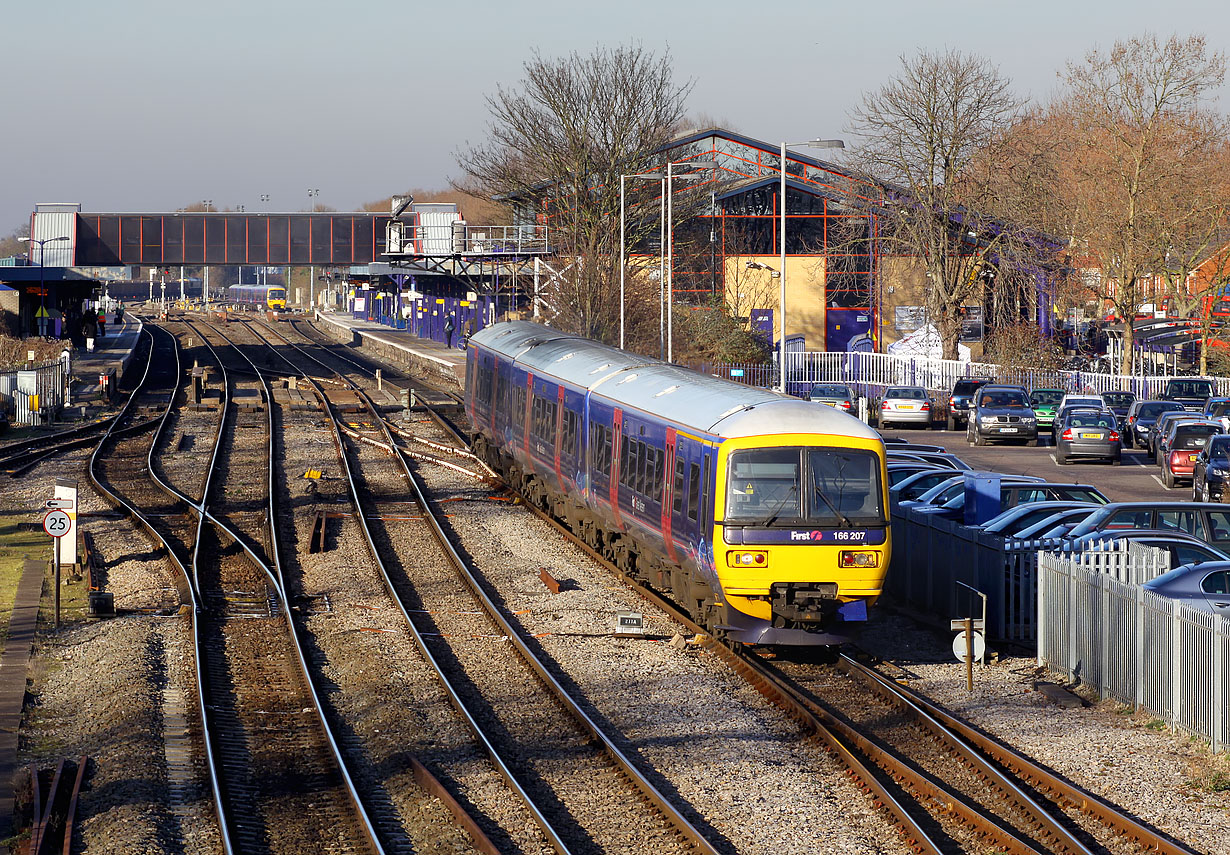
left=1143, top=560, right=1230, bottom=617
left=878, top=386, right=933, bottom=429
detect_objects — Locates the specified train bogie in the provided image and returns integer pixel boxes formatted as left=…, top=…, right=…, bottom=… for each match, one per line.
left=466, top=321, right=890, bottom=647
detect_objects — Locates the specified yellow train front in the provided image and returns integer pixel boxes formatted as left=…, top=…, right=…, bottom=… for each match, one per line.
left=466, top=321, right=890, bottom=647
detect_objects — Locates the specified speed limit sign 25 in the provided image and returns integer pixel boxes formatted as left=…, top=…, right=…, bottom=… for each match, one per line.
left=43, top=509, right=71, bottom=538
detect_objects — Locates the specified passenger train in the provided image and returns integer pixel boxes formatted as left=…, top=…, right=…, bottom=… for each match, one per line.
left=228, top=284, right=287, bottom=310
left=465, top=321, right=891, bottom=646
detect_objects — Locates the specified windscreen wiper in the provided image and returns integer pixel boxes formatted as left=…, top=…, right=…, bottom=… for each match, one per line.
left=758, top=485, right=798, bottom=527
left=814, top=487, right=853, bottom=528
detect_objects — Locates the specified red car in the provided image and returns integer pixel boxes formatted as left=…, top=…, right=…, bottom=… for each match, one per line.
left=1162, top=421, right=1225, bottom=488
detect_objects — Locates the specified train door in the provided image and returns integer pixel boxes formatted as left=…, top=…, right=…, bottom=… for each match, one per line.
left=662, top=430, right=679, bottom=563
left=610, top=408, right=624, bottom=530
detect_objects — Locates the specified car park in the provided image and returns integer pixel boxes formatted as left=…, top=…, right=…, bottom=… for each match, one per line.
left=1125, top=399, right=1184, bottom=449
left=877, top=386, right=933, bottom=429
left=1029, top=388, right=1065, bottom=430
left=1054, top=409, right=1121, bottom=465
left=967, top=385, right=1038, bottom=446
left=1069, top=529, right=1230, bottom=569
left=807, top=383, right=855, bottom=411
left=1158, top=420, right=1223, bottom=488
left=1064, top=502, right=1230, bottom=551
left=1160, top=377, right=1215, bottom=411
left=1142, top=562, right=1230, bottom=616
left=1101, top=390, right=1136, bottom=428
left=947, top=378, right=989, bottom=431
left=1191, top=434, right=1230, bottom=502
left=1146, top=410, right=1205, bottom=458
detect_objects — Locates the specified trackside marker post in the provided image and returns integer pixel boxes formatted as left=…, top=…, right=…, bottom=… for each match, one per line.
left=43, top=509, right=71, bottom=628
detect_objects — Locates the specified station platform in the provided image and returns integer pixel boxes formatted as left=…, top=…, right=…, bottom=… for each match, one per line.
left=312, top=312, right=467, bottom=389
left=69, top=315, right=144, bottom=410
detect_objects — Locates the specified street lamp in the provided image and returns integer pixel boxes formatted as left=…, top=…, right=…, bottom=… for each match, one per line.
left=777, top=138, right=844, bottom=393
left=308, top=188, right=320, bottom=211
left=666, top=159, right=718, bottom=362
left=202, top=199, right=213, bottom=211
left=18, top=235, right=70, bottom=337
left=619, top=172, right=664, bottom=350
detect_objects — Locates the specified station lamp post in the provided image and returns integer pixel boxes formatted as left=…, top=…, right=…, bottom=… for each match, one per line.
left=776, top=138, right=844, bottom=394
left=19, top=235, right=70, bottom=337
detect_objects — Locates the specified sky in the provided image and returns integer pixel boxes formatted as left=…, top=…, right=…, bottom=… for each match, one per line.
left=2, top=0, right=1228, bottom=235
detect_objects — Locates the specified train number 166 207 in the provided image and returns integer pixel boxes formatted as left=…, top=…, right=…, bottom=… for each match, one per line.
left=832, top=530, right=866, bottom=542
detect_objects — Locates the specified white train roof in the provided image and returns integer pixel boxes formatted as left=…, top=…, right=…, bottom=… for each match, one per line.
left=470, top=321, right=879, bottom=441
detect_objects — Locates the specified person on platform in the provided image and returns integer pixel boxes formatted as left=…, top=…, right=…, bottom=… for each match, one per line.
left=96, top=312, right=106, bottom=340
left=82, top=314, right=97, bottom=353
left=444, top=314, right=456, bottom=348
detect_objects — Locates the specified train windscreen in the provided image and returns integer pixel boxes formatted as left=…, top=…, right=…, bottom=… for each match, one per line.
left=725, top=448, right=885, bottom=527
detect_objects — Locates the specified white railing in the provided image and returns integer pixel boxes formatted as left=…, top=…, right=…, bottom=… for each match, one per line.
left=732, top=349, right=1230, bottom=400
left=1038, top=543, right=1229, bottom=752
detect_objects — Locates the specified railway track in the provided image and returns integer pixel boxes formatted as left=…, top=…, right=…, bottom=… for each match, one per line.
left=280, top=318, right=1202, bottom=855
left=249, top=317, right=724, bottom=855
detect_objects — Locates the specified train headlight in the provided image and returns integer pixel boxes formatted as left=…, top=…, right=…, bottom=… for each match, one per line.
left=839, top=550, right=879, bottom=568
left=727, top=551, right=768, bottom=568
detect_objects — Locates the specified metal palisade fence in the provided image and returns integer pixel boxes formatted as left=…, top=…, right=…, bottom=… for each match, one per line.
left=0, top=357, right=69, bottom=425
left=1038, top=542, right=1229, bottom=752
left=700, top=350, right=1230, bottom=400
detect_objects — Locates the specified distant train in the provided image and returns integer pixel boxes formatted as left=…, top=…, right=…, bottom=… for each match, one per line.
left=228, top=284, right=287, bottom=310
left=465, top=321, right=891, bottom=646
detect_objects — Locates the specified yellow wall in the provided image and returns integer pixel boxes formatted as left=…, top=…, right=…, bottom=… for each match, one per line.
left=724, top=255, right=827, bottom=349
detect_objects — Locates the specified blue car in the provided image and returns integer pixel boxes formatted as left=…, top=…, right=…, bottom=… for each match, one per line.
left=1143, top=561, right=1230, bottom=617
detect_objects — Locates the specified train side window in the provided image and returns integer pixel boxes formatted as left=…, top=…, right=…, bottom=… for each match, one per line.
left=687, top=462, right=701, bottom=521
left=652, top=448, right=665, bottom=500
left=702, top=454, right=711, bottom=522
left=637, top=442, right=649, bottom=495
left=602, top=426, right=613, bottom=476
left=619, top=434, right=631, bottom=485
left=673, top=458, right=686, bottom=514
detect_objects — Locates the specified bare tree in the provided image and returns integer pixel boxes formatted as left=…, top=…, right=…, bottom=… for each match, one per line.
left=456, top=45, right=692, bottom=343
left=848, top=49, right=1023, bottom=359
left=1053, top=34, right=1227, bottom=374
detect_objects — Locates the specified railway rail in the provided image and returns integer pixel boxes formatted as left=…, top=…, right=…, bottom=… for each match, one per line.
left=249, top=317, right=723, bottom=855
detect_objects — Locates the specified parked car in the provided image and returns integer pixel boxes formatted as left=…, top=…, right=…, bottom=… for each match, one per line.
left=886, top=450, right=971, bottom=470
left=1010, top=506, right=1102, bottom=540
left=1028, top=388, right=1065, bottom=430
left=891, top=470, right=983, bottom=503
left=1124, top=399, right=1185, bottom=449
left=1064, top=502, right=1230, bottom=551
left=877, top=386, right=933, bottom=429
left=1101, top=390, right=1136, bottom=427
left=947, top=378, right=989, bottom=431
left=1192, top=434, right=1230, bottom=503
left=880, top=440, right=947, bottom=452
left=898, top=473, right=1044, bottom=508
left=1161, top=377, right=1216, bottom=411
left=1143, top=561, right=1230, bottom=616
left=967, top=385, right=1038, bottom=446
left=1158, top=420, right=1224, bottom=488
left=1051, top=402, right=1114, bottom=444
left=1055, top=409, right=1122, bottom=465
left=915, top=481, right=1108, bottom=522
left=807, top=383, right=855, bottom=411
left=1069, top=529, right=1230, bottom=569
left=1203, top=397, right=1230, bottom=431
left=977, top=500, right=1098, bottom=536
left=887, top=462, right=946, bottom=487
left=1146, top=410, right=1205, bottom=459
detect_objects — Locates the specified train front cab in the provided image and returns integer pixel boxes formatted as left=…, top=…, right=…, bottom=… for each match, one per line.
left=713, top=433, right=890, bottom=646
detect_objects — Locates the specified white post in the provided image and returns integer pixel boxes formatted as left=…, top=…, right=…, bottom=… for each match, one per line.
left=780, top=141, right=788, bottom=394
left=620, top=174, right=626, bottom=350
left=148, top=268, right=154, bottom=303
left=204, top=267, right=210, bottom=311
left=310, top=265, right=315, bottom=311
left=667, top=163, right=675, bottom=363
left=180, top=265, right=185, bottom=303
left=533, top=256, right=541, bottom=319
left=659, top=181, right=666, bottom=360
